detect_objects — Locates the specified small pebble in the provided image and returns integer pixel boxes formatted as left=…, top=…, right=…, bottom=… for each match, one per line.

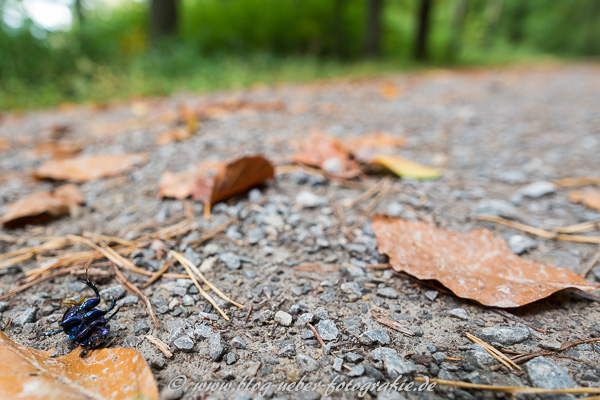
left=274, top=311, right=293, bottom=327
left=449, top=308, right=469, bottom=320
left=316, top=320, right=339, bottom=341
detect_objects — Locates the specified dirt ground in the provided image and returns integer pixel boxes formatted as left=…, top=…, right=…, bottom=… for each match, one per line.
left=1, top=63, right=600, bottom=400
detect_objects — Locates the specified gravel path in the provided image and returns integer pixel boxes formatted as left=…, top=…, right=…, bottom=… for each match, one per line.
left=1, top=63, right=600, bottom=399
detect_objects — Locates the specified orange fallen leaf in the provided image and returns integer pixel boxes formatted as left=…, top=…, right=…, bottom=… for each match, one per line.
left=34, top=153, right=146, bottom=182
left=35, top=141, right=83, bottom=159
left=380, top=82, right=402, bottom=100
left=156, top=128, right=193, bottom=145
left=372, top=216, right=596, bottom=308
left=344, top=133, right=406, bottom=162
left=1, top=184, right=84, bottom=227
left=158, top=170, right=198, bottom=199
left=0, top=331, right=158, bottom=400
left=0, top=138, right=8, bottom=152
left=192, top=155, right=275, bottom=205
left=291, top=134, right=361, bottom=178
left=568, top=190, right=600, bottom=211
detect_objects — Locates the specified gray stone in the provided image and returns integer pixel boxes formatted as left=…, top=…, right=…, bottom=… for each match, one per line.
left=173, top=335, right=195, bottom=352
left=99, top=285, right=125, bottom=300
left=432, top=352, right=447, bottom=364
left=508, top=235, right=538, bottom=255
left=208, top=333, right=225, bottom=361
left=539, top=339, right=562, bottom=351
left=476, top=199, right=518, bottom=219
left=0, top=301, right=8, bottom=312
left=593, top=266, right=600, bottom=282
left=230, top=336, right=247, bottom=349
left=295, top=313, right=313, bottom=326
left=296, top=191, right=326, bottom=208
left=449, top=308, right=469, bottom=320
left=377, top=287, right=399, bottom=299
left=333, top=357, right=343, bottom=372
left=524, top=357, right=576, bottom=394
left=182, top=295, right=195, bottom=306
left=247, top=227, right=265, bottom=245
left=167, top=318, right=193, bottom=342
left=313, top=308, right=329, bottom=321
left=274, top=311, right=293, bottom=327
left=347, top=365, right=365, bottom=377
left=478, top=326, right=530, bottom=346
left=220, top=252, right=241, bottom=270
left=463, top=344, right=496, bottom=369
left=386, top=202, right=405, bottom=217
left=278, top=344, right=296, bottom=357
left=316, top=320, right=339, bottom=341
left=424, top=290, right=438, bottom=301
left=193, top=324, right=213, bottom=340
left=257, top=309, right=272, bottom=323
left=371, top=347, right=416, bottom=379
left=225, top=352, right=237, bottom=365
left=13, top=308, right=37, bottom=326
left=134, top=320, right=150, bottom=335
left=296, top=354, right=319, bottom=372
left=117, top=295, right=139, bottom=307
left=344, top=352, right=364, bottom=363
left=360, top=329, right=391, bottom=346
left=520, top=181, right=556, bottom=199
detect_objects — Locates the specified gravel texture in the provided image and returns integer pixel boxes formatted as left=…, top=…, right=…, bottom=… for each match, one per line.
left=1, top=64, right=600, bottom=399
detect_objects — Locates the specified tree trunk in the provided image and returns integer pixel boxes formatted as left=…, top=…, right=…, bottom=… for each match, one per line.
left=333, top=0, right=347, bottom=58
left=414, top=0, right=432, bottom=61
left=446, top=0, right=467, bottom=61
left=74, top=0, right=84, bottom=26
left=150, top=0, right=178, bottom=41
left=483, top=0, right=503, bottom=47
left=365, top=0, right=383, bottom=58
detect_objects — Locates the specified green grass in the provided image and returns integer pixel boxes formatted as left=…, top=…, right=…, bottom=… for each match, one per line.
left=0, top=49, right=564, bottom=111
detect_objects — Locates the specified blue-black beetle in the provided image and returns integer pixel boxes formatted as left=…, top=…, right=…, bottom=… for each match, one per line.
left=45, top=274, right=120, bottom=356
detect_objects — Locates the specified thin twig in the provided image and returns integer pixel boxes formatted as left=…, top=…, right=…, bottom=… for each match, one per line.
left=553, top=176, right=600, bottom=187
left=170, top=250, right=243, bottom=308
left=553, top=220, right=600, bottom=234
left=414, top=377, right=600, bottom=394
left=580, top=245, right=600, bottom=277
left=371, top=311, right=414, bottom=336
left=333, top=204, right=356, bottom=242
left=477, top=215, right=600, bottom=244
left=145, top=335, right=173, bottom=358
left=170, top=251, right=229, bottom=321
left=466, top=333, right=520, bottom=371
left=142, top=257, right=176, bottom=289
left=110, top=261, right=159, bottom=328
left=306, top=323, right=325, bottom=347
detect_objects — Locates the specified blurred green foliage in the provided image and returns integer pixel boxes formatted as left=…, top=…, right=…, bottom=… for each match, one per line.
left=0, top=0, right=598, bottom=110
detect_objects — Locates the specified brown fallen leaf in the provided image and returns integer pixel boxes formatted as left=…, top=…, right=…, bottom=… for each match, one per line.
left=192, top=155, right=275, bottom=205
left=158, top=170, right=197, bottom=199
left=569, top=190, right=600, bottom=211
left=35, top=141, right=83, bottom=159
left=0, top=331, right=158, bottom=400
left=372, top=216, right=596, bottom=308
left=1, top=184, right=84, bottom=227
left=34, top=153, right=146, bottom=182
left=0, top=138, right=8, bottom=152
left=291, top=134, right=361, bottom=178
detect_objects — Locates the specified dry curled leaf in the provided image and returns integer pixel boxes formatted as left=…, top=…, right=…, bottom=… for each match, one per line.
left=568, top=190, right=600, bottom=211
left=192, top=155, right=275, bottom=205
left=291, top=134, right=361, bottom=178
left=34, top=153, right=146, bottom=182
left=158, top=170, right=197, bottom=199
left=35, top=141, right=83, bottom=159
left=1, top=184, right=84, bottom=227
left=370, top=155, right=441, bottom=180
left=0, top=331, right=158, bottom=400
left=372, top=216, right=596, bottom=308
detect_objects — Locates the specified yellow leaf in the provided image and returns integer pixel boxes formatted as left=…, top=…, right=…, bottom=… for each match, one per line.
left=371, top=155, right=441, bottom=180
left=0, top=331, right=158, bottom=400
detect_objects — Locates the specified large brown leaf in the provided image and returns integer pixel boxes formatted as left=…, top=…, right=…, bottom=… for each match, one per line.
left=34, top=154, right=146, bottom=182
left=158, top=170, right=197, bottom=199
left=0, top=331, right=158, bottom=400
left=372, top=216, right=596, bottom=307
left=192, top=155, right=275, bottom=205
left=568, top=190, right=600, bottom=211
left=1, top=184, right=84, bottom=227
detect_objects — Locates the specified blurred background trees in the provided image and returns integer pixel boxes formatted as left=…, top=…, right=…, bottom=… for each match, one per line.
left=0, top=0, right=598, bottom=109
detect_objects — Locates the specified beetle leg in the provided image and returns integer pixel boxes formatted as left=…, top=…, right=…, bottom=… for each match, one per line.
left=43, top=329, right=63, bottom=336
left=80, top=275, right=101, bottom=310
left=104, top=297, right=116, bottom=313
left=106, top=306, right=121, bottom=322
